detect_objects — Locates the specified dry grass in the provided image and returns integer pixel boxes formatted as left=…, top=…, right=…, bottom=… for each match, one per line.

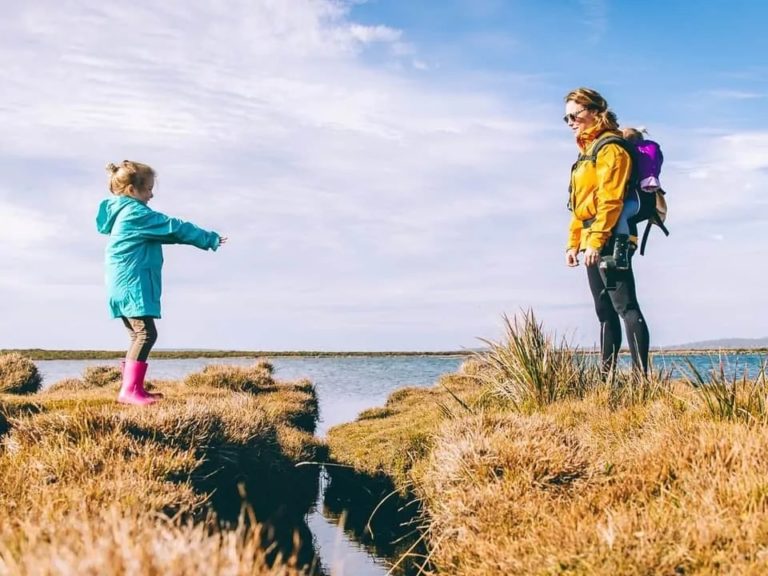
left=326, top=313, right=768, bottom=575
left=185, top=359, right=275, bottom=394
left=0, top=361, right=323, bottom=576
left=83, top=364, right=123, bottom=388
left=0, top=508, right=309, bottom=576
left=419, top=390, right=768, bottom=575
left=0, top=353, right=42, bottom=395
left=326, top=374, right=483, bottom=491
left=476, top=311, right=599, bottom=409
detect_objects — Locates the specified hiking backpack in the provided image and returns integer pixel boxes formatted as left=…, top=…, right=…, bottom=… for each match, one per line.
left=570, top=134, right=669, bottom=255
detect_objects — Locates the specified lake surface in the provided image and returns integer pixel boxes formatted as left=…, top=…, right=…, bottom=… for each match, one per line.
left=34, top=352, right=766, bottom=575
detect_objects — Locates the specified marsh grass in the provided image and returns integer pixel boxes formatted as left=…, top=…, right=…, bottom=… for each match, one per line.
left=327, top=374, right=482, bottom=491
left=606, top=366, right=675, bottom=408
left=684, top=357, right=768, bottom=422
left=83, top=364, right=122, bottom=388
left=0, top=353, right=42, bottom=395
left=0, top=360, right=323, bottom=575
left=327, top=314, right=768, bottom=575
left=184, top=359, right=275, bottom=393
left=475, top=311, right=599, bottom=410
left=0, top=508, right=311, bottom=576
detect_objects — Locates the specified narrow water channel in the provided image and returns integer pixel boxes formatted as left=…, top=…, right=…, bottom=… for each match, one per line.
left=274, top=356, right=463, bottom=576
left=36, top=353, right=760, bottom=574
left=37, top=355, right=464, bottom=575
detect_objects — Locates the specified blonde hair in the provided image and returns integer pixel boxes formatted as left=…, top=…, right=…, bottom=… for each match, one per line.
left=106, top=160, right=155, bottom=196
left=564, top=87, right=619, bottom=132
left=622, top=127, right=648, bottom=143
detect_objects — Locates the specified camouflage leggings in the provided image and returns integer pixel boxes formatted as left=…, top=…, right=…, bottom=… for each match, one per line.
left=121, top=317, right=158, bottom=362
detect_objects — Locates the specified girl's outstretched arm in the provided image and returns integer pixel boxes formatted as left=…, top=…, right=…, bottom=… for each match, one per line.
left=132, top=209, right=222, bottom=250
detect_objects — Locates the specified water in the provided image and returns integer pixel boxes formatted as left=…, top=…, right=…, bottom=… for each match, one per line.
left=36, top=355, right=464, bottom=576
left=34, top=352, right=766, bottom=574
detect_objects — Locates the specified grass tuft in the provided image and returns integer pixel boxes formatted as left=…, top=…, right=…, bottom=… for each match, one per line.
left=184, top=361, right=275, bottom=393
left=684, top=357, right=768, bottom=422
left=82, top=364, right=122, bottom=389
left=0, top=353, right=42, bottom=395
left=475, top=310, right=598, bottom=410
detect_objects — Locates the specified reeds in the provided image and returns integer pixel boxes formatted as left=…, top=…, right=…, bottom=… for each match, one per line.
left=684, top=356, right=768, bottom=422
left=475, top=311, right=599, bottom=410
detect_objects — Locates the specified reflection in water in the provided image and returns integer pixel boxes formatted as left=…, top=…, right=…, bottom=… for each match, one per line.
left=320, top=466, right=428, bottom=576
left=37, top=356, right=463, bottom=576
left=36, top=353, right=766, bottom=574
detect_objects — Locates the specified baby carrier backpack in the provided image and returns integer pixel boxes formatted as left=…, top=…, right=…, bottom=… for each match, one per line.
left=572, top=133, right=669, bottom=255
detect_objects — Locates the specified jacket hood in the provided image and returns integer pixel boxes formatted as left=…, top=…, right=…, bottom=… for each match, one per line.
left=96, top=196, right=136, bottom=234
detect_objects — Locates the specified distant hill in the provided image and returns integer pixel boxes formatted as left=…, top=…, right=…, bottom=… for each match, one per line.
left=668, top=337, right=768, bottom=350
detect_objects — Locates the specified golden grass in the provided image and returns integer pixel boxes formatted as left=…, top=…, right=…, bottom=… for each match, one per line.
left=0, top=508, right=309, bottom=576
left=418, top=389, right=768, bottom=575
left=326, top=374, right=483, bottom=492
left=0, top=361, right=323, bottom=575
left=0, top=353, right=42, bottom=394
left=325, top=314, right=768, bottom=575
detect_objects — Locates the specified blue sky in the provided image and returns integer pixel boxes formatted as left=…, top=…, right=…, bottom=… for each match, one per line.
left=1, top=0, right=766, bottom=351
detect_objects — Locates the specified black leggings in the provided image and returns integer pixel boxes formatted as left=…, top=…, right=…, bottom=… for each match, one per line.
left=586, top=258, right=650, bottom=375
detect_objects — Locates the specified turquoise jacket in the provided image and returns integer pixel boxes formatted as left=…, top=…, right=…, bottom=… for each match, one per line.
left=96, top=196, right=220, bottom=319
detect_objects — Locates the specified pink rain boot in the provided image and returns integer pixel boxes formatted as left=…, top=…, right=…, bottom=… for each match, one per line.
left=118, top=360, right=159, bottom=406
left=120, top=360, right=163, bottom=399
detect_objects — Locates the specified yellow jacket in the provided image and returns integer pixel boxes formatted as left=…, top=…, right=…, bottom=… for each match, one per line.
left=567, top=129, right=632, bottom=251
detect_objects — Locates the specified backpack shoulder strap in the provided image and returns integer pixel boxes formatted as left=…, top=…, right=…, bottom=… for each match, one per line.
left=582, top=134, right=634, bottom=163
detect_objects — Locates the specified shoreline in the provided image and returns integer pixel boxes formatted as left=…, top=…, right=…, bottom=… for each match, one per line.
left=1, top=349, right=473, bottom=360
left=4, top=348, right=766, bottom=361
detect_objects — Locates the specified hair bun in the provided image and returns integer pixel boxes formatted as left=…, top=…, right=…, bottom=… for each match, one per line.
left=106, top=162, right=119, bottom=174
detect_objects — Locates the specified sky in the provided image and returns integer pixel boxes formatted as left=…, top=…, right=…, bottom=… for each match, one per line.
left=1, top=0, right=766, bottom=351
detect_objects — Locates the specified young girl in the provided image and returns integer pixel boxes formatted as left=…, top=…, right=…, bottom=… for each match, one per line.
left=96, top=161, right=227, bottom=405
left=603, top=127, right=665, bottom=271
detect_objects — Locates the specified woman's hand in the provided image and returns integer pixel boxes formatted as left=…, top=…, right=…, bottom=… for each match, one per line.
left=566, top=249, right=579, bottom=267
left=218, top=236, right=228, bottom=245
left=584, top=247, right=601, bottom=267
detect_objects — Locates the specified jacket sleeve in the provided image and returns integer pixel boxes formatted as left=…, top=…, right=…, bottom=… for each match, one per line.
left=133, top=210, right=220, bottom=251
left=586, top=144, right=632, bottom=250
left=567, top=213, right=582, bottom=251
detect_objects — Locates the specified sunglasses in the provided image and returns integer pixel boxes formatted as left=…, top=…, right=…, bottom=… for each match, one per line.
left=562, top=108, right=589, bottom=124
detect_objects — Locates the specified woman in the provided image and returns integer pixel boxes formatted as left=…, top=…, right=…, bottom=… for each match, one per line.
left=564, top=87, right=649, bottom=375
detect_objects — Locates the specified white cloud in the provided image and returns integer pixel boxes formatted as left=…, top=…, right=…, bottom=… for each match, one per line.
left=348, top=24, right=402, bottom=44
left=0, top=202, right=64, bottom=249
left=0, top=0, right=568, bottom=350
left=0, top=0, right=765, bottom=351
